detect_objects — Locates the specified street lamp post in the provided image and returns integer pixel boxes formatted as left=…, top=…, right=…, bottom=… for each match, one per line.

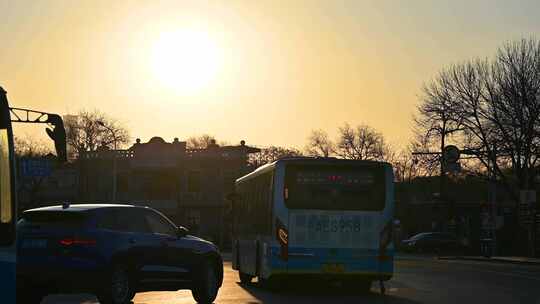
left=97, top=121, right=117, bottom=202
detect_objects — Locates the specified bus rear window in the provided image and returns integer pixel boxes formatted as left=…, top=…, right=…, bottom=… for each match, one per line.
left=285, top=165, right=386, bottom=211
left=19, top=211, right=88, bottom=229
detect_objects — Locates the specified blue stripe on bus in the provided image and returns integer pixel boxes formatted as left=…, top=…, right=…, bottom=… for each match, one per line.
left=268, top=247, right=394, bottom=275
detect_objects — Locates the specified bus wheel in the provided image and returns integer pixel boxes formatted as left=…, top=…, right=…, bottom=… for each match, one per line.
left=239, top=271, right=254, bottom=284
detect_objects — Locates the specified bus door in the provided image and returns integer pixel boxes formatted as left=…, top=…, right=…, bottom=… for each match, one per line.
left=0, top=87, right=16, bottom=304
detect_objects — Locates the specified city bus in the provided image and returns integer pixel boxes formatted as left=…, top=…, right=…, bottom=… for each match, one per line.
left=230, top=158, right=394, bottom=292
left=0, top=87, right=17, bottom=304
left=0, top=87, right=66, bottom=304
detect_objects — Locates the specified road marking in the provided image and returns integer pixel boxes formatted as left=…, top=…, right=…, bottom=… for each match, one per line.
left=472, top=268, right=540, bottom=281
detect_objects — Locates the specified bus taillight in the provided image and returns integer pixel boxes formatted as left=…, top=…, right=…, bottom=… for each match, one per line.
left=378, top=220, right=393, bottom=260
left=278, top=227, right=288, bottom=245
left=276, top=219, right=288, bottom=261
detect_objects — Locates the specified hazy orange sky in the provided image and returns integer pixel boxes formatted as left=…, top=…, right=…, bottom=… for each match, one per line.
left=1, top=0, right=539, bottom=150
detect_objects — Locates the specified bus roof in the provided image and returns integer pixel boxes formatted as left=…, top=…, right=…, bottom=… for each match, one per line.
left=237, top=157, right=391, bottom=183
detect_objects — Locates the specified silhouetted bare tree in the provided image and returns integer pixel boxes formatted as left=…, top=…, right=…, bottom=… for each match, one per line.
left=14, top=136, right=53, bottom=158
left=248, top=146, right=303, bottom=168
left=416, top=38, right=540, bottom=256
left=392, top=151, right=419, bottom=183
left=13, top=136, right=54, bottom=212
left=418, top=38, right=540, bottom=197
left=305, top=129, right=334, bottom=157
left=186, top=134, right=218, bottom=149
left=65, top=110, right=130, bottom=159
left=335, top=123, right=391, bottom=161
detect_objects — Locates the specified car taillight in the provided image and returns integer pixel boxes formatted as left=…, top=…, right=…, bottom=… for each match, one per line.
left=59, top=238, right=97, bottom=246
left=378, top=221, right=393, bottom=260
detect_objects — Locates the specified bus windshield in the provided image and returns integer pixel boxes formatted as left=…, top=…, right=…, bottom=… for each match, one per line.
left=284, top=164, right=386, bottom=211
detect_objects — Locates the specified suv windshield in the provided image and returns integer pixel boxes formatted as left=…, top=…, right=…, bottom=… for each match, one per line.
left=284, top=164, right=386, bottom=211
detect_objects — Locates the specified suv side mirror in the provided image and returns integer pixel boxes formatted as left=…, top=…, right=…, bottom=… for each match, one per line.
left=177, top=226, right=189, bottom=238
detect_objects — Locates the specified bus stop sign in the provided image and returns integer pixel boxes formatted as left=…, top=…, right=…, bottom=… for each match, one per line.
left=443, top=145, right=460, bottom=164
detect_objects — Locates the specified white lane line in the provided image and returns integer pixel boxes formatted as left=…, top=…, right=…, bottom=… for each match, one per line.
left=461, top=268, right=540, bottom=281
left=437, top=260, right=540, bottom=280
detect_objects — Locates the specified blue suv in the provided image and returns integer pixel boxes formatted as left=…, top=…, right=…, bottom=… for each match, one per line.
left=17, top=204, right=223, bottom=304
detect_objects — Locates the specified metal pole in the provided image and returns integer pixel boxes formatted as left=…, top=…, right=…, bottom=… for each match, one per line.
left=440, top=127, right=447, bottom=232
left=112, top=153, right=117, bottom=202
left=490, top=145, right=497, bottom=256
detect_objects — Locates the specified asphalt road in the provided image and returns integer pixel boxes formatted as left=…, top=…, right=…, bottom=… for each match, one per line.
left=43, top=256, right=540, bottom=304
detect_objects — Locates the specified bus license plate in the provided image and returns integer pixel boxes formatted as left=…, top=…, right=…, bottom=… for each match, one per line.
left=22, top=239, right=47, bottom=249
left=322, top=263, right=345, bottom=274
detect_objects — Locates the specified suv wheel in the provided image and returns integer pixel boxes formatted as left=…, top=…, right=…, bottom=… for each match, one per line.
left=192, top=262, right=220, bottom=304
left=97, top=265, right=134, bottom=304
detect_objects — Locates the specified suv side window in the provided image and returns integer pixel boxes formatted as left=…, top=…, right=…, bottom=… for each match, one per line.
left=122, top=208, right=151, bottom=233
left=96, top=208, right=150, bottom=233
left=97, top=209, right=119, bottom=231
left=145, top=210, right=177, bottom=236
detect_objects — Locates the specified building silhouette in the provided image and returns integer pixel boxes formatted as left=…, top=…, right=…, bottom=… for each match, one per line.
left=78, top=137, right=260, bottom=247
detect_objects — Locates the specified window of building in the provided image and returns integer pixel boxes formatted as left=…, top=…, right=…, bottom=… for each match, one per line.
left=117, top=173, right=129, bottom=194
left=186, top=209, right=201, bottom=233
left=187, top=171, right=201, bottom=193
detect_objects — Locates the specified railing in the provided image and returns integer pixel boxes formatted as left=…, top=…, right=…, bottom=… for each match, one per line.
left=80, top=147, right=249, bottom=161
left=80, top=150, right=135, bottom=159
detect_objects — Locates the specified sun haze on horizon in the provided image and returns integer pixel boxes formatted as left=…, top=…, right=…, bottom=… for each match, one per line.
left=1, top=0, right=539, bottom=149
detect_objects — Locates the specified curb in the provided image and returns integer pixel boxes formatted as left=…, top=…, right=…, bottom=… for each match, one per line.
left=437, top=256, right=540, bottom=266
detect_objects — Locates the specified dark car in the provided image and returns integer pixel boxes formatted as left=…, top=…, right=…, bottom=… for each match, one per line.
left=401, top=232, right=464, bottom=255
left=17, top=204, right=223, bottom=304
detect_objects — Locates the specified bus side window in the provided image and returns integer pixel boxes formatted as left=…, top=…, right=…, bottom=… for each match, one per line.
left=254, top=176, right=264, bottom=234
left=0, top=129, right=14, bottom=246
left=265, top=173, right=273, bottom=234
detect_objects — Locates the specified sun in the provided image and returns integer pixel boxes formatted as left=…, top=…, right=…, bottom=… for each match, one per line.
left=151, top=29, right=222, bottom=93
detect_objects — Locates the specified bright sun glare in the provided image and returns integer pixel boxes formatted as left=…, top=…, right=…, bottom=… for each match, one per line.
left=151, top=29, right=221, bottom=93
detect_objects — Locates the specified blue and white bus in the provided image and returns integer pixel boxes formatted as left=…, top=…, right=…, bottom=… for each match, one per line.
left=0, top=87, right=17, bottom=304
left=231, top=158, right=394, bottom=291
left=0, top=87, right=66, bottom=304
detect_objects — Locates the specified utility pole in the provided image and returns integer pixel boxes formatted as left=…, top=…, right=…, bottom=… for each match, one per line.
left=440, top=125, right=447, bottom=230
left=413, top=145, right=460, bottom=233
left=488, top=145, right=497, bottom=257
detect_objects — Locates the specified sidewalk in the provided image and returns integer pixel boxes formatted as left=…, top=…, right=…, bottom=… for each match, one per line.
left=438, top=255, right=540, bottom=266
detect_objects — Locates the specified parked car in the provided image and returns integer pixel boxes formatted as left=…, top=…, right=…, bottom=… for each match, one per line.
left=401, top=232, right=464, bottom=255
left=17, top=204, right=223, bottom=304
